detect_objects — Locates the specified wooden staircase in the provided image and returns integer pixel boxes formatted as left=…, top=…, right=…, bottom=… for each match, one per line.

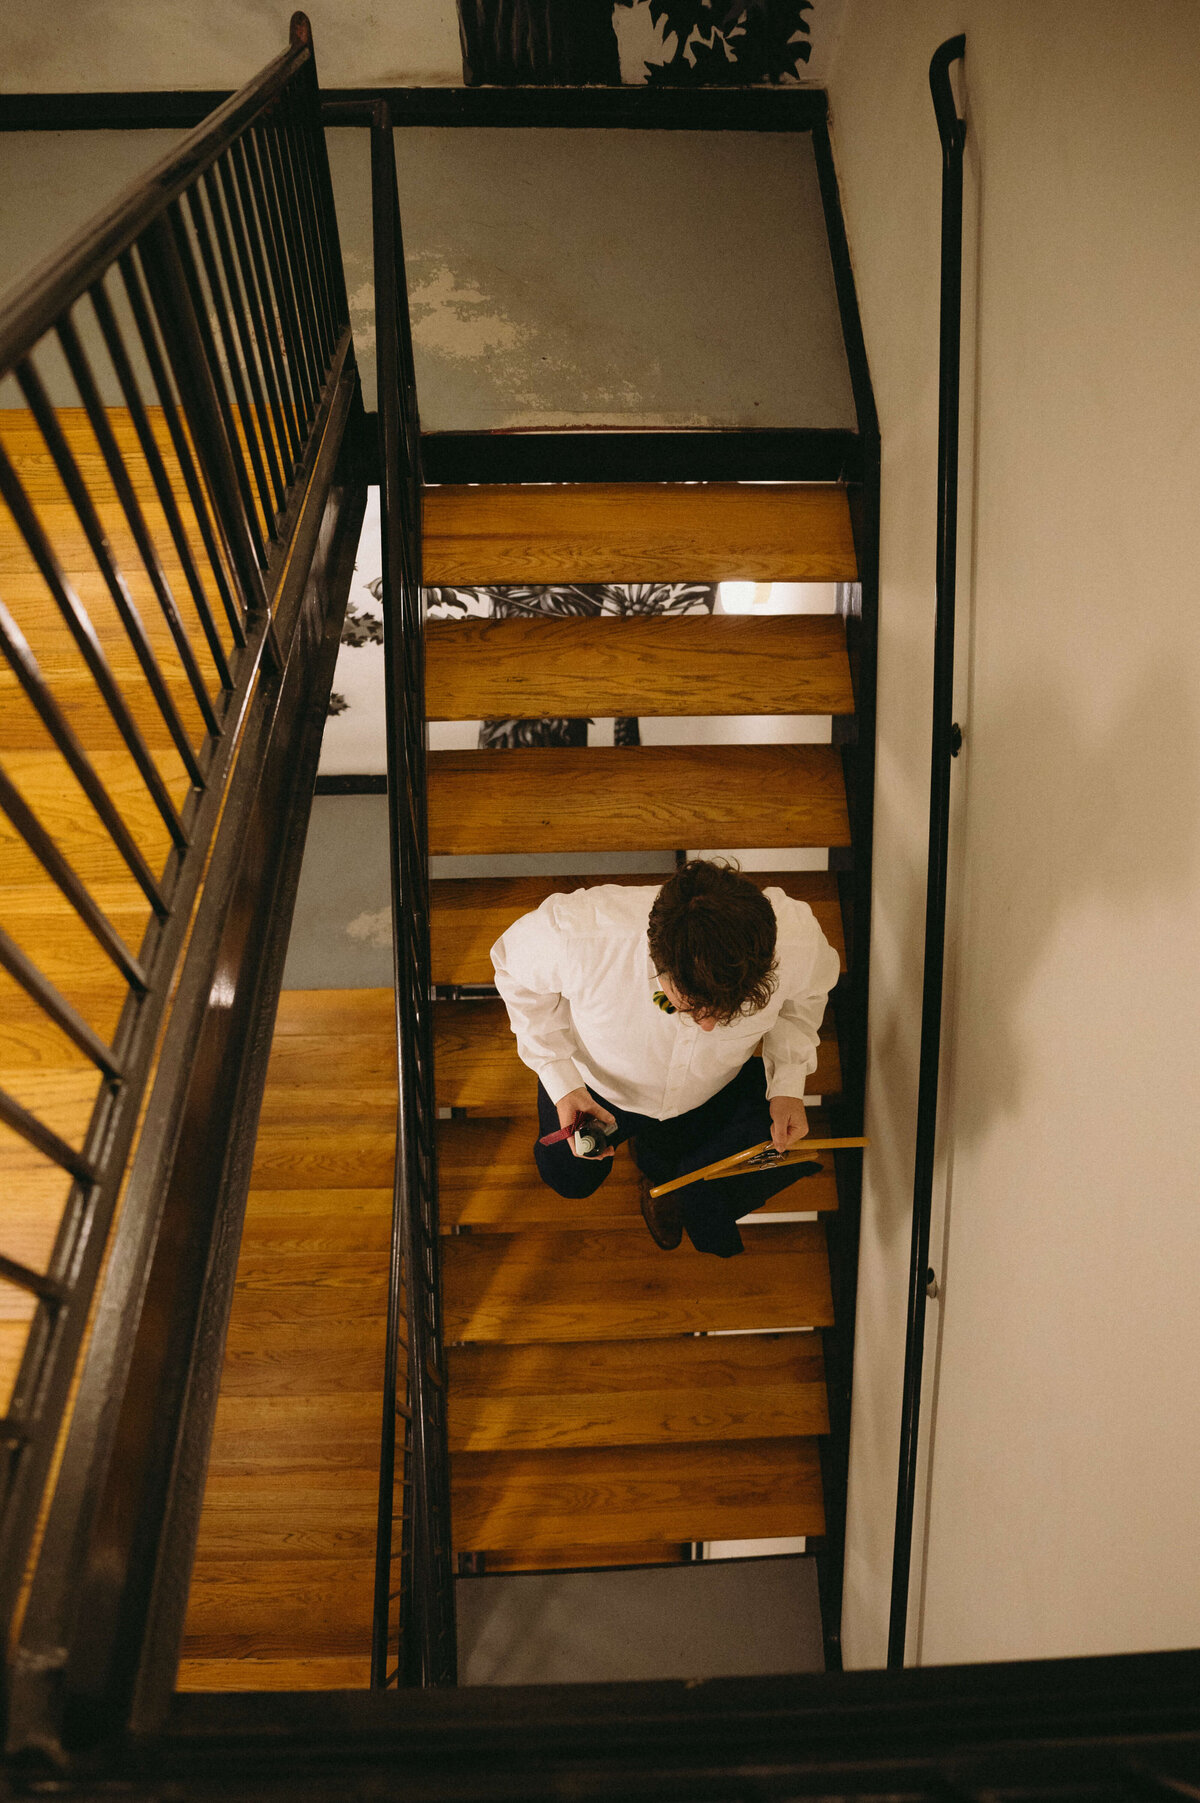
left=177, top=474, right=864, bottom=1682
left=426, top=480, right=860, bottom=1578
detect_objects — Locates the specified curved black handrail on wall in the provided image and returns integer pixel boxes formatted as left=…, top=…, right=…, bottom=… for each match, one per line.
left=887, top=33, right=967, bottom=1671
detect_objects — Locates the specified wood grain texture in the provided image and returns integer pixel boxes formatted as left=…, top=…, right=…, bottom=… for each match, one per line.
left=176, top=1656, right=370, bottom=1691
left=448, top=1332, right=827, bottom=1451
left=434, top=998, right=840, bottom=1111
left=422, top=483, right=858, bottom=584
left=437, top=1119, right=838, bottom=1230
left=430, top=869, right=846, bottom=987
left=442, top=1221, right=833, bottom=1342
left=249, top=1123, right=397, bottom=1191
left=425, top=614, right=855, bottom=720
left=180, top=1007, right=393, bottom=1690
left=428, top=745, right=850, bottom=855
left=451, top=1437, right=825, bottom=1550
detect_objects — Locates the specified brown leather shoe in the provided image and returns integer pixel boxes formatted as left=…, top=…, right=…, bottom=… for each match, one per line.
left=639, top=1174, right=683, bottom=1251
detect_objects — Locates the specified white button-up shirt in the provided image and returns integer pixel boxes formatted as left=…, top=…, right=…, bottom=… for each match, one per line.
left=490, top=883, right=840, bottom=1120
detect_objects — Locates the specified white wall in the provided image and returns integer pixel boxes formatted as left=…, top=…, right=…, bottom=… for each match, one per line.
left=829, top=0, right=1200, bottom=1668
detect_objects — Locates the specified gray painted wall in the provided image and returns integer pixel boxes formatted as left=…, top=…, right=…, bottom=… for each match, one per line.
left=282, top=795, right=678, bottom=989
left=456, top=1556, right=823, bottom=1685
left=0, top=126, right=854, bottom=434
left=331, top=126, right=854, bottom=426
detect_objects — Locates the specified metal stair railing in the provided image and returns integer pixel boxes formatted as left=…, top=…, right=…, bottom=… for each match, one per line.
left=369, top=99, right=458, bottom=1690
left=2, top=13, right=366, bottom=1755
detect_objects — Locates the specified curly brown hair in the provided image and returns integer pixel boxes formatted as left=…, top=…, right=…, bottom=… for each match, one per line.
left=647, top=859, right=778, bottom=1026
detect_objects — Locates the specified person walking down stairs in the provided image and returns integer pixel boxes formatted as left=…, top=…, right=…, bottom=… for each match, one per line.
left=490, top=858, right=841, bottom=1258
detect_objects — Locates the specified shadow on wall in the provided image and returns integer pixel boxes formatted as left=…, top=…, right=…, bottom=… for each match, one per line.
left=950, top=661, right=1199, bottom=1154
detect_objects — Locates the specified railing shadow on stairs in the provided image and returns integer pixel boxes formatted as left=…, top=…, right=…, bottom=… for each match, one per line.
left=0, top=12, right=366, bottom=1760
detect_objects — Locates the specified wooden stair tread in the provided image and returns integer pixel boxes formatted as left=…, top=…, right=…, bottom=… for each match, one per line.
left=0, top=667, right=213, bottom=754
left=176, top=1656, right=370, bottom=1692
left=428, top=744, right=850, bottom=856
left=182, top=1074, right=389, bottom=1684
left=430, top=869, right=846, bottom=986
left=425, top=614, right=855, bottom=720
left=437, top=1119, right=838, bottom=1229
left=249, top=1124, right=396, bottom=1190
left=421, top=482, right=858, bottom=585
left=448, top=1332, right=827, bottom=1451
left=434, top=998, right=840, bottom=1112
left=451, top=1437, right=825, bottom=1550
left=179, top=1559, right=375, bottom=1653
left=442, top=1221, right=832, bottom=1342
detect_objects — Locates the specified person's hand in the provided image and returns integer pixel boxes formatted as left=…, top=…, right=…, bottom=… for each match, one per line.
left=557, top=1087, right=618, bottom=1159
left=768, top=1095, right=808, bottom=1152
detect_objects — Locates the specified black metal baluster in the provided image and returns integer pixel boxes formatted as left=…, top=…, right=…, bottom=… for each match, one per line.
left=118, top=248, right=246, bottom=648
left=245, top=122, right=318, bottom=429
left=232, top=132, right=311, bottom=450
left=279, top=85, right=338, bottom=357
left=0, top=928, right=123, bottom=1081
left=200, top=168, right=287, bottom=516
left=185, top=184, right=279, bottom=539
left=294, top=109, right=344, bottom=341
left=0, top=1255, right=68, bottom=1307
left=0, top=597, right=167, bottom=910
left=89, top=279, right=237, bottom=700
left=295, top=57, right=352, bottom=334
left=0, top=763, right=152, bottom=983
left=274, top=96, right=335, bottom=366
left=214, top=150, right=297, bottom=487
left=0, top=1089, right=96, bottom=1183
left=0, top=434, right=190, bottom=850
left=51, top=317, right=230, bottom=721
left=139, top=213, right=268, bottom=614
left=258, top=115, right=327, bottom=408
left=163, top=201, right=268, bottom=572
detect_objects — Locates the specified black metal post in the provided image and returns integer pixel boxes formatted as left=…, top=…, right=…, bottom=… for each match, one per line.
left=887, top=34, right=966, bottom=1671
left=369, top=100, right=457, bottom=1691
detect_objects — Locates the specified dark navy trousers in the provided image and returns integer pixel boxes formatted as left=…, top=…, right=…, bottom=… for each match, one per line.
left=533, top=1058, right=821, bottom=1258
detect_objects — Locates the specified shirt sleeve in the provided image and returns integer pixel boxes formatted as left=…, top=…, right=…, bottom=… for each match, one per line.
left=760, top=896, right=842, bottom=1100
left=489, top=895, right=586, bottom=1105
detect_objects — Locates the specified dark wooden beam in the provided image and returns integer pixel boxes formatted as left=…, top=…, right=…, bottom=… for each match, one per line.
left=1, top=85, right=828, bottom=134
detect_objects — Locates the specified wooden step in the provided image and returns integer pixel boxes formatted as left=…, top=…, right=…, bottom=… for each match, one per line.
left=437, top=1120, right=839, bottom=1230
left=425, top=614, right=855, bottom=720
left=448, top=1332, right=827, bottom=1453
left=421, top=482, right=858, bottom=585
left=442, top=1221, right=832, bottom=1343
left=434, top=999, right=841, bottom=1112
left=249, top=1123, right=396, bottom=1190
left=428, top=745, right=850, bottom=856
left=430, top=870, right=846, bottom=987
left=0, top=666, right=212, bottom=754
left=451, top=1437, right=825, bottom=1552
left=176, top=1656, right=370, bottom=1692
left=179, top=1558, right=375, bottom=1661
left=180, top=1099, right=390, bottom=1691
